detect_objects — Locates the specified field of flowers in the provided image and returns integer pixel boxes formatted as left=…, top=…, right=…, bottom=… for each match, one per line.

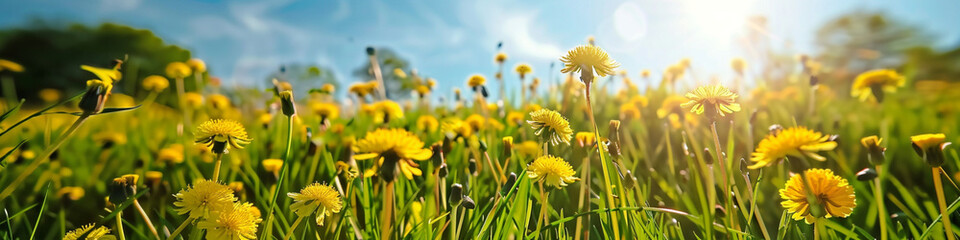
left=1, top=35, right=960, bottom=240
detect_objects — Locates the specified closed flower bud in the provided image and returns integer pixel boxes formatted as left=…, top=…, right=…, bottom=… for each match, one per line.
left=502, top=172, right=517, bottom=195
left=79, top=80, right=110, bottom=114
left=501, top=137, right=513, bottom=160
left=479, top=140, right=488, bottom=152
left=623, top=170, right=638, bottom=189
left=438, top=163, right=449, bottom=178
left=703, top=148, right=714, bottom=165
left=108, top=174, right=138, bottom=205
left=856, top=168, right=877, bottom=181
left=431, top=143, right=444, bottom=166
left=366, top=46, right=376, bottom=56
left=461, top=195, right=476, bottom=209
left=468, top=158, right=478, bottom=176
left=450, top=184, right=463, bottom=207
left=279, top=90, right=296, bottom=116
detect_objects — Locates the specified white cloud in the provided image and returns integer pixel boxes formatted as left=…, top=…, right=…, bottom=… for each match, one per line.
left=99, top=0, right=141, bottom=12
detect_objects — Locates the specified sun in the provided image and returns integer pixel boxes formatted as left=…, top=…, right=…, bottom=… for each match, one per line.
left=682, top=0, right=755, bottom=37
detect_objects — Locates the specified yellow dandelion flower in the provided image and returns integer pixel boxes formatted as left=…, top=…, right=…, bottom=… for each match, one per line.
left=749, top=127, right=838, bottom=169
left=516, top=141, right=541, bottom=158
left=207, top=94, right=230, bottom=109
left=656, top=96, right=688, bottom=119
left=416, top=115, right=439, bottom=132
left=641, top=69, right=651, bottom=78
left=465, top=114, right=485, bottom=131
left=184, top=92, right=204, bottom=108
left=371, top=100, right=404, bottom=123
left=262, top=159, right=283, bottom=176
left=353, top=128, right=432, bottom=181
left=81, top=64, right=122, bottom=84
left=681, top=84, right=741, bottom=118
left=527, top=155, right=580, bottom=188
left=194, top=119, right=252, bottom=154
left=310, top=102, right=339, bottom=121
left=515, top=63, right=533, bottom=77
left=527, top=109, right=573, bottom=145
left=506, top=111, right=524, bottom=126
left=560, top=45, right=620, bottom=79
left=575, top=132, right=596, bottom=148
left=142, top=75, right=170, bottom=92
left=619, top=104, right=641, bottom=122
left=495, top=52, right=508, bottom=63
left=187, top=58, right=207, bottom=73
left=92, top=132, right=127, bottom=147
left=442, top=119, right=474, bottom=139
left=57, top=187, right=85, bottom=201
left=38, top=88, right=62, bottom=102
left=165, top=62, right=192, bottom=79
left=197, top=202, right=261, bottom=240
left=415, top=85, right=431, bottom=96
left=64, top=223, right=111, bottom=240
left=0, top=59, right=24, bottom=72
left=780, top=168, right=856, bottom=224
left=174, top=180, right=236, bottom=219
left=393, top=68, right=407, bottom=79
left=467, top=74, right=486, bottom=88
left=851, top=69, right=904, bottom=102
left=630, top=95, right=649, bottom=108
left=157, top=144, right=184, bottom=165
left=348, top=82, right=373, bottom=98
left=731, top=58, right=746, bottom=74
left=320, top=83, right=335, bottom=94
left=288, top=183, right=343, bottom=226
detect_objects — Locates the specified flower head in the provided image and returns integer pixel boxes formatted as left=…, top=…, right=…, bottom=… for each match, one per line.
left=515, top=63, right=532, bottom=77
left=527, top=109, right=573, bottom=145
left=780, top=168, right=856, bottom=224
left=369, top=100, right=404, bottom=123
left=731, top=58, right=746, bottom=74
left=851, top=69, right=904, bottom=102
left=416, top=115, right=439, bottom=132
left=197, top=202, right=261, bottom=240
left=527, top=155, right=579, bottom=188
left=467, top=74, right=486, bottom=88
left=749, top=127, right=837, bottom=169
left=165, top=62, right=192, bottom=79
left=911, top=133, right=950, bottom=167
left=174, top=180, right=236, bottom=219
left=288, top=183, right=343, bottom=226
left=142, top=75, right=170, bottom=92
left=681, top=84, right=741, bottom=119
left=64, top=223, right=111, bottom=240
left=657, top=96, right=689, bottom=119
left=195, top=119, right=252, bottom=154
left=187, top=58, right=207, bottom=73
left=310, top=102, right=340, bottom=122
left=560, top=45, right=620, bottom=80
left=353, top=128, right=432, bottom=181
left=0, top=59, right=24, bottom=72
left=495, top=52, right=508, bottom=64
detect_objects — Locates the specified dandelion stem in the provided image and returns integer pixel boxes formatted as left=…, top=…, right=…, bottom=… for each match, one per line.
left=116, top=211, right=126, bottom=240
left=283, top=215, right=305, bottom=240
left=381, top=180, right=396, bottom=240
left=934, top=167, right=956, bottom=240
left=167, top=217, right=194, bottom=240
left=132, top=199, right=162, bottom=240
left=581, top=74, right=622, bottom=240
left=263, top=115, right=295, bottom=239
left=211, top=153, right=224, bottom=181
left=710, top=121, right=735, bottom=234
left=875, top=164, right=888, bottom=240
left=0, top=114, right=88, bottom=201
left=813, top=218, right=821, bottom=240
left=533, top=181, right=550, bottom=240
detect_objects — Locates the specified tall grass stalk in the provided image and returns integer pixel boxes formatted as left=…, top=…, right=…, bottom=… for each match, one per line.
left=933, top=166, right=955, bottom=240
left=0, top=114, right=89, bottom=201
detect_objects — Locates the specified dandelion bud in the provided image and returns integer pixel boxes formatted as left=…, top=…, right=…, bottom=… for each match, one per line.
left=502, top=172, right=517, bottom=195
left=262, top=159, right=284, bottom=181
left=480, top=86, right=489, bottom=98
left=468, top=158, right=478, bottom=176
left=279, top=90, right=296, bottom=116
left=145, top=171, right=163, bottom=188
left=911, top=133, right=950, bottom=167
left=431, top=143, right=444, bottom=166
left=57, top=187, right=85, bottom=207
left=366, top=46, right=376, bottom=56
left=501, top=137, right=514, bottom=160
left=438, top=163, right=449, bottom=178
left=768, top=124, right=783, bottom=136
left=79, top=79, right=109, bottom=114
left=623, top=170, right=638, bottom=189
left=108, top=174, right=138, bottom=205
left=608, top=120, right=622, bottom=159
left=449, top=183, right=463, bottom=207
left=462, top=195, right=476, bottom=209
left=860, top=136, right=885, bottom=165
left=856, top=168, right=877, bottom=181
left=703, top=148, right=714, bottom=165
left=479, top=140, right=488, bottom=152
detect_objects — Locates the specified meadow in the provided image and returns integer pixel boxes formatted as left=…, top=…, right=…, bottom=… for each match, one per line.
left=1, top=34, right=959, bottom=240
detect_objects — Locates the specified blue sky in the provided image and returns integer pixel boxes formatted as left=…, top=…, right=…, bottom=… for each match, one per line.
left=1, top=0, right=959, bottom=97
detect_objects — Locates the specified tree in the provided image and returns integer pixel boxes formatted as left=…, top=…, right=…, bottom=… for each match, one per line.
left=351, top=47, right=412, bottom=99
left=815, top=12, right=928, bottom=76
left=0, top=22, right=193, bottom=104
left=265, top=64, right=339, bottom=98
